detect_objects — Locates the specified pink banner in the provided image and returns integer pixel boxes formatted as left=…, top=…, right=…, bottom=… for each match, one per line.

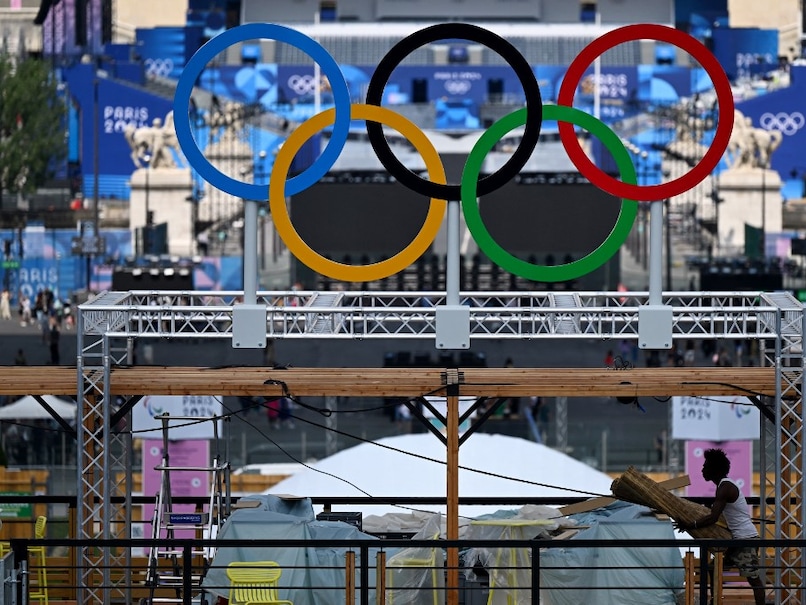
left=685, top=440, right=753, bottom=498
left=142, top=439, right=210, bottom=540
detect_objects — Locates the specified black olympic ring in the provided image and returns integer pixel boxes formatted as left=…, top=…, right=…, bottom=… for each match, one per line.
left=365, top=23, right=543, bottom=200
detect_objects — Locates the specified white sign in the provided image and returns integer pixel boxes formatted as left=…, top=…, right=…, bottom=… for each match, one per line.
left=132, top=395, right=222, bottom=440
left=671, top=395, right=760, bottom=441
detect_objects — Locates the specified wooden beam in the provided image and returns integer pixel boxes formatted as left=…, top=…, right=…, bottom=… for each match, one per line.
left=0, top=366, right=779, bottom=398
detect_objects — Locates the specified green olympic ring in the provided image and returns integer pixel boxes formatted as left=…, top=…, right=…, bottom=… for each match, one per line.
left=461, top=104, right=638, bottom=283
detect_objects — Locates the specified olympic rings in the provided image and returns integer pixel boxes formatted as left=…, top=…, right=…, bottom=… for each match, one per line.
left=365, top=23, right=542, bottom=200
left=759, top=111, right=805, bottom=136
left=270, top=104, right=448, bottom=282
left=145, top=58, right=175, bottom=78
left=462, top=105, right=637, bottom=282
left=557, top=23, right=734, bottom=201
left=174, top=22, right=733, bottom=283
left=173, top=23, right=352, bottom=200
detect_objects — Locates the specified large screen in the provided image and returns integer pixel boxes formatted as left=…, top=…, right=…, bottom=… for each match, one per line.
left=479, top=175, right=623, bottom=259
left=289, top=172, right=624, bottom=289
left=291, top=181, right=432, bottom=256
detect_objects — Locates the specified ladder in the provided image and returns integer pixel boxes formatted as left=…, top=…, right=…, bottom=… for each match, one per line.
left=144, top=412, right=231, bottom=604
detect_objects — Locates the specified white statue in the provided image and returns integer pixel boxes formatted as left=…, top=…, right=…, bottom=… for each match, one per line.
left=206, top=101, right=247, bottom=145
left=725, top=109, right=783, bottom=170
left=751, top=126, right=783, bottom=169
left=124, top=111, right=181, bottom=169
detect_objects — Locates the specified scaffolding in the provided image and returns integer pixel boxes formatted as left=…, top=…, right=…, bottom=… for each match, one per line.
left=75, top=289, right=805, bottom=605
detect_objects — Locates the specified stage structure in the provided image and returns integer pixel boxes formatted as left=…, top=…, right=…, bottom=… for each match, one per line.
left=55, top=289, right=804, bottom=605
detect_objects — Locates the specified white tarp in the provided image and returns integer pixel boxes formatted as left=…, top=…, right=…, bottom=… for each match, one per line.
left=266, top=433, right=614, bottom=518
left=0, top=395, right=77, bottom=420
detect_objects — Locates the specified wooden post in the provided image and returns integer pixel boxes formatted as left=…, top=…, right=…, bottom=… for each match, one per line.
left=345, top=550, right=355, bottom=605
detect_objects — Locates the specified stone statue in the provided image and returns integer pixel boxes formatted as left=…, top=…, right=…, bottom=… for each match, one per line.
left=666, top=107, right=709, bottom=162
left=124, top=111, right=182, bottom=169
left=725, top=109, right=783, bottom=170
left=206, top=101, right=247, bottom=145
left=751, top=126, right=783, bottom=169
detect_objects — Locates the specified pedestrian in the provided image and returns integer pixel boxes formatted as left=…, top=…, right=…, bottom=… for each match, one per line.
left=502, top=357, right=520, bottom=417
left=618, top=339, right=632, bottom=364
left=683, top=341, right=696, bottom=366
left=48, top=317, right=61, bottom=365
left=0, top=289, right=11, bottom=320
left=197, top=230, right=209, bottom=256
left=278, top=397, right=295, bottom=429
left=714, top=347, right=733, bottom=367
left=264, top=397, right=280, bottom=428
left=13, top=349, right=27, bottom=365
left=674, top=448, right=766, bottom=605
left=19, top=292, right=31, bottom=326
left=654, top=430, right=667, bottom=466
left=531, top=396, right=550, bottom=444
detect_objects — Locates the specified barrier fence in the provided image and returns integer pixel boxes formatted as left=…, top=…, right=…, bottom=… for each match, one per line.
left=0, top=536, right=798, bottom=605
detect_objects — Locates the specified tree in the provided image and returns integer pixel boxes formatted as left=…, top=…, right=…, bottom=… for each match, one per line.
left=0, top=53, right=66, bottom=212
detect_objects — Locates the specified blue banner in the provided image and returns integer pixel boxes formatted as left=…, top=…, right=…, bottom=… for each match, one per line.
left=136, top=27, right=193, bottom=81
left=63, top=63, right=175, bottom=197
left=0, top=228, right=248, bottom=298
left=712, top=28, right=778, bottom=81
left=735, top=65, right=806, bottom=199
left=0, top=229, right=133, bottom=302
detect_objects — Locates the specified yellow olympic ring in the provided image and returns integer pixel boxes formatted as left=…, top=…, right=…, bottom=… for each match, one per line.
left=269, top=104, right=448, bottom=282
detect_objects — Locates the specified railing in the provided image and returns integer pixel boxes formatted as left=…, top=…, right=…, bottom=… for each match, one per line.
left=0, top=536, right=798, bottom=605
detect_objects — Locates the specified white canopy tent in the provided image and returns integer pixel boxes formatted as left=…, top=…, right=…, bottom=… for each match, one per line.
left=266, top=433, right=614, bottom=518
left=0, top=395, right=77, bottom=420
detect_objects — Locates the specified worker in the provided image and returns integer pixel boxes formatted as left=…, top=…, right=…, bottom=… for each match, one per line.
left=674, top=448, right=766, bottom=605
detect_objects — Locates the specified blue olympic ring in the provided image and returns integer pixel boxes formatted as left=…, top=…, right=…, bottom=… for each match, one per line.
left=173, top=23, right=352, bottom=200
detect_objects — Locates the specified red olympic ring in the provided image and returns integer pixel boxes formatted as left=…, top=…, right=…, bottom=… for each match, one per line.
left=557, top=24, right=734, bottom=202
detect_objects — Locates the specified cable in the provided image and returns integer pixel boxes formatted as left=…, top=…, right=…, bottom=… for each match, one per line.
left=215, top=396, right=376, bottom=498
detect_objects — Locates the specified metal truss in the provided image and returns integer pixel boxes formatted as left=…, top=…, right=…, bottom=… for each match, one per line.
left=81, top=289, right=792, bottom=340
left=76, top=289, right=805, bottom=605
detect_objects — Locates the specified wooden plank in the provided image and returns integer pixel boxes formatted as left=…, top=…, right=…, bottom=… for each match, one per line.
left=558, top=475, right=691, bottom=516
left=552, top=528, right=581, bottom=540
left=0, top=366, right=779, bottom=398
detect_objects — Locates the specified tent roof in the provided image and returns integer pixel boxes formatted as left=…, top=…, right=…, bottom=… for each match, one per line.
left=0, top=395, right=77, bottom=420
left=266, top=433, right=614, bottom=517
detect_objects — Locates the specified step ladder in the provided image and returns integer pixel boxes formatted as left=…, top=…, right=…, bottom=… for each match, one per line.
left=145, top=412, right=231, bottom=604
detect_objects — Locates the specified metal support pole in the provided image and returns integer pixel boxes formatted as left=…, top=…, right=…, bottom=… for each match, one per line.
left=435, top=198, right=469, bottom=349
left=648, top=200, right=664, bottom=304
left=92, top=77, right=100, bottom=289
left=243, top=199, right=257, bottom=305
left=445, top=199, right=460, bottom=306
left=665, top=199, right=672, bottom=291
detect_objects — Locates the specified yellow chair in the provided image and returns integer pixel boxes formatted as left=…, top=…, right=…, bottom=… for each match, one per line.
left=28, top=516, right=48, bottom=605
left=0, top=513, right=8, bottom=557
left=226, top=561, right=293, bottom=605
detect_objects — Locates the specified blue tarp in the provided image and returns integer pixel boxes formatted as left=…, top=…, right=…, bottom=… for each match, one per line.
left=203, top=495, right=379, bottom=605
left=540, top=503, right=685, bottom=605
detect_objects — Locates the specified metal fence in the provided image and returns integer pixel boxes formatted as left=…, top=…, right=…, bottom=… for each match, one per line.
left=0, top=535, right=797, bottom=605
